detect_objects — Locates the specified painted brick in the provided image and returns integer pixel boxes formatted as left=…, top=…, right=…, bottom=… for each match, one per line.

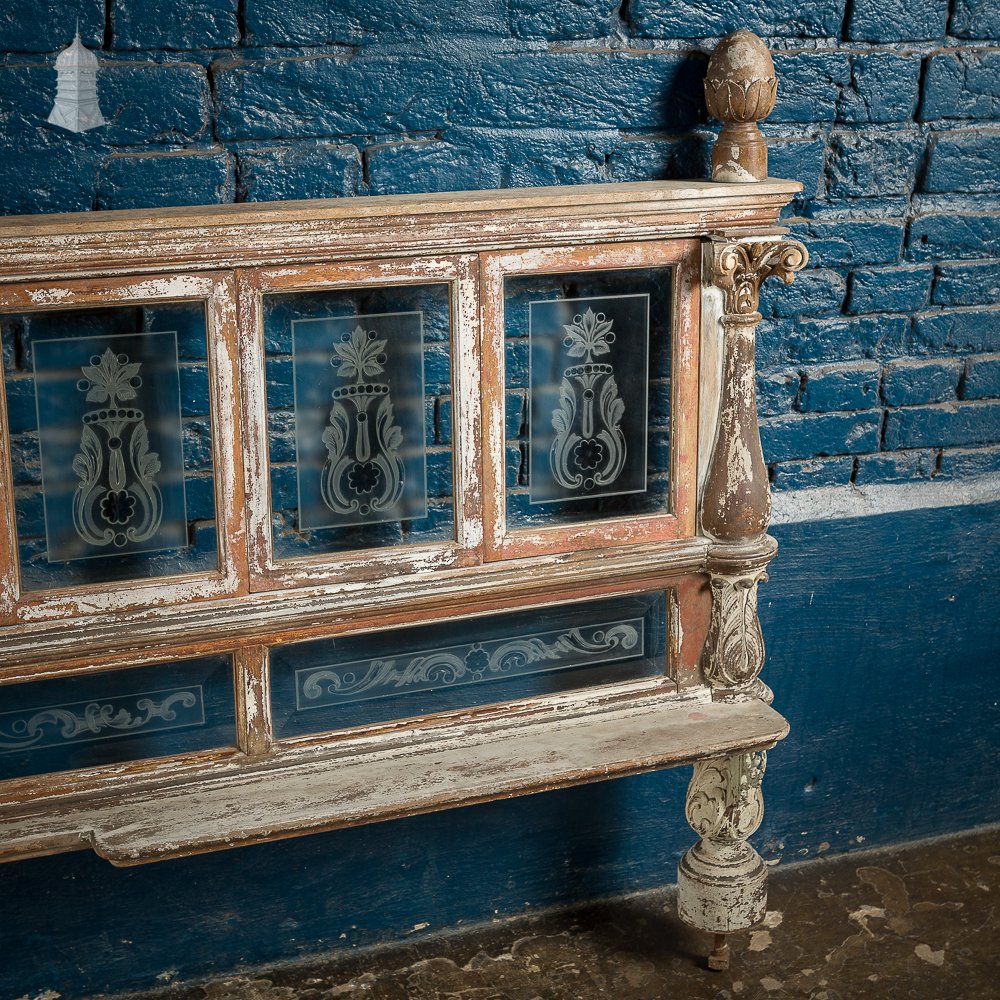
left=882, top=359, right=961, bottom=406
left=238, top=143, right=360, bottom=202
left=837, top=54, right=922, bottom=124
left=911, top=311, right=1000, bottom=355
left=630, top=0, right=844, bottom=38
left=511, top=0, right=619, bottom=39
left=506, top=132, right=619, bottom=188
left=0, top=0, right=102, bottom=52
left=925, top=132, right=1000, bottom=195
left=179, top=363, right=211, bottom=416
left=604, top=136, right=710, bottom=186
left=854, top=449, right=937, bottom=484
left=756, top=369, right=799, bottom=417
left=799, top=362, right=880, bottom=412
left=827, top=130, right=922, bottom=199
left=950, top=0, right=1000, bottom=39
left=922, top=52, right=1000, bottom=121
left=112, top=0, right=239, bottom=50
left=964, top=355, right=1000, bottom=400
left=2, top=377, right=34, bottom=434
left=934, top=263, right=1000, bottom=307
left=771, top=456, right=854, bottom=491
left=794, top=219, right=904, bottom=267
left=0, top=134, right=102, bottom=215
left=767, top=138, right=827, bottom=202
left=245, top=0, right=506, bottom=45
left=96, top=150, right=234, bottom=210
left=213, top=51, right=466, bottom=141
left=183, top=418, right=214, bottom=471
left=847, top=267, right=932, bottom=315
left=846, top=0, right=947, bottom=41
left=907, top=212, right=1000, bottom=262
left=760, top=411, right=881, bottom=462
left=938, top=444, right=1000, bottom=476
left=758, top=315, right=907, bottom=368
left=472, top=52, right=705, bottom=132
left=366, top=139, right=502, bottom=196
left=770, top=52, right=848, bottom=124
left=884, top=400, right=1000, bottom=449
left=760, top=268, right=845, bottom=318
left=267, top=410, right=295, bottom=464
left=91, top=62, right=211, bottom=144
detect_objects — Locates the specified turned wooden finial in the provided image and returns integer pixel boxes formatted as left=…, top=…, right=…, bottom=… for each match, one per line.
left=704, top=30, right=777, bottom=182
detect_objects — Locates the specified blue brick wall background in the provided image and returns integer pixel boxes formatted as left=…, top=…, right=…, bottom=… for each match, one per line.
left=2, top=0, right=998, bottom=486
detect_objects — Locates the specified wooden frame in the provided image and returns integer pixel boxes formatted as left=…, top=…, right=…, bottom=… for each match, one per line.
left=0, top=166, right=806, bottom=985
left=0, top=271, right=247, bottom=625
left=481, top=239, right=701, bottom=561
left=238, top=255, right=483, bottom=592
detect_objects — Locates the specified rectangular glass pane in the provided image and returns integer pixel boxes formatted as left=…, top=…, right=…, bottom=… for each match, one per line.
left=0, top=653, right=234, bottom=781
left=504, top=268, right=672, bottom=529
left=263, top=283, right=453, bottom=558
left=2, top=303, right=218, bottom=591
left=270, top=591, right=667, bottom=738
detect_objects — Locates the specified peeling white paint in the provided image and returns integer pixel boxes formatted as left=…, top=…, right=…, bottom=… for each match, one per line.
left=772, top=473, right=1000, bottom=524
left=914, top=944, right=945, bottom=966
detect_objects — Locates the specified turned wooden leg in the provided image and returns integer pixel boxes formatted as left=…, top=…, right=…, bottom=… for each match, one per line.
left=677, top=751, right=768, bottom=970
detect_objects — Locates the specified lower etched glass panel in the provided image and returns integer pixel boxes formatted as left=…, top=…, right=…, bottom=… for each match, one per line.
left=270, top=592, right=667, bottom=739
left=0, top=654, right=235, bottom=781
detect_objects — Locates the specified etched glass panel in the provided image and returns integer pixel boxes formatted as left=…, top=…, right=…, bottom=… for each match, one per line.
left=1, top=303, right=219, bottom=591
left=505, top=268, right=672, bottom=529
left=263, top=283, right=452, bottom=558
left=270, top=592, right=667, bottom=738
left=0, top=653, right=234, bottom=781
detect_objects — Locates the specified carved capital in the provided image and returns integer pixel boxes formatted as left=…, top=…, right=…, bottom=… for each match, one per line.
left=685, top=751, right=767, bottom=844
left=712, top=239, right=809, bottom=318
left=701, top=569, right=767, bottom=690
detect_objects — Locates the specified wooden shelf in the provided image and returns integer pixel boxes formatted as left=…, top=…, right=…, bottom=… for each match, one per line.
left=0, top=690, right=788, bottom=866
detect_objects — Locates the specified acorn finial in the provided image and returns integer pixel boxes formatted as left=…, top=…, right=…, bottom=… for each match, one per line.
left=704, top=30, right=777, bottom=183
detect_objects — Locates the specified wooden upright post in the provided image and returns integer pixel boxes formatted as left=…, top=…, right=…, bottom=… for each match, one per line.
left=678, top=30, right=808, bottom=970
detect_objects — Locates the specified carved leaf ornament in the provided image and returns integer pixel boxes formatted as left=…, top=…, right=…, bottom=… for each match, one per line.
left=714, top=241, right=809, bottom=317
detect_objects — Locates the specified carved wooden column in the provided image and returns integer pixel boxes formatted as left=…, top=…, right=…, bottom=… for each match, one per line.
left=678, top=32, right=808, bottom=968
left=679, top=233, right=807, bottom=968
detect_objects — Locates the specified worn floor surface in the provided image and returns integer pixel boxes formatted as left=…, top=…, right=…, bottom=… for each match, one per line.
left=120, top=827, right=999, bottom=1000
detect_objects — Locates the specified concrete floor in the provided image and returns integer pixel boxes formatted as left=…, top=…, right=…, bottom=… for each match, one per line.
left=125, top=826, right=1000, bottom=1000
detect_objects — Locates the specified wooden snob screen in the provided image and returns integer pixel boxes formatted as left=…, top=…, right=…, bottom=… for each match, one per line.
left=0, top=174, right=806, bottom=966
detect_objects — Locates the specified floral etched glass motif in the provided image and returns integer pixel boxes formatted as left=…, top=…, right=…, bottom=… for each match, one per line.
left=32, top=331, right=188, bottom=563
left=530, top=295, right=649, bottom=504
left=504, top=267, right=672, bottom=528
left=293, top=311, right=426, bottom=531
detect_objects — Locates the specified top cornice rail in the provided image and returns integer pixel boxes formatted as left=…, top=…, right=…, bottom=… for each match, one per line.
left=0, top=180, right=801, bottom=281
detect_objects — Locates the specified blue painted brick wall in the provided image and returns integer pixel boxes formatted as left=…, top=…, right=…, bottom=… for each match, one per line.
left=2, top=5, right=1000, bottom=994
left=3, top=2, right=998, bottom=503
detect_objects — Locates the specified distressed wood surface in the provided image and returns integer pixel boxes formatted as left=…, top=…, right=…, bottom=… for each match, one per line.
left=0, top=688, right=787, bottom=866
left=0, top=178, right=801, bottom=874
left=0, top=181, right=801, bottom=282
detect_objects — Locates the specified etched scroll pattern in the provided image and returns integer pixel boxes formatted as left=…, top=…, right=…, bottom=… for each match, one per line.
left=0, top=689, right=203, bottom=753
left=297, top=620, right=643, bottom=709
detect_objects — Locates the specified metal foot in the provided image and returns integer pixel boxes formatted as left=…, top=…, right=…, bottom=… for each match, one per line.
left=708, top=932, right=730, bottom=971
